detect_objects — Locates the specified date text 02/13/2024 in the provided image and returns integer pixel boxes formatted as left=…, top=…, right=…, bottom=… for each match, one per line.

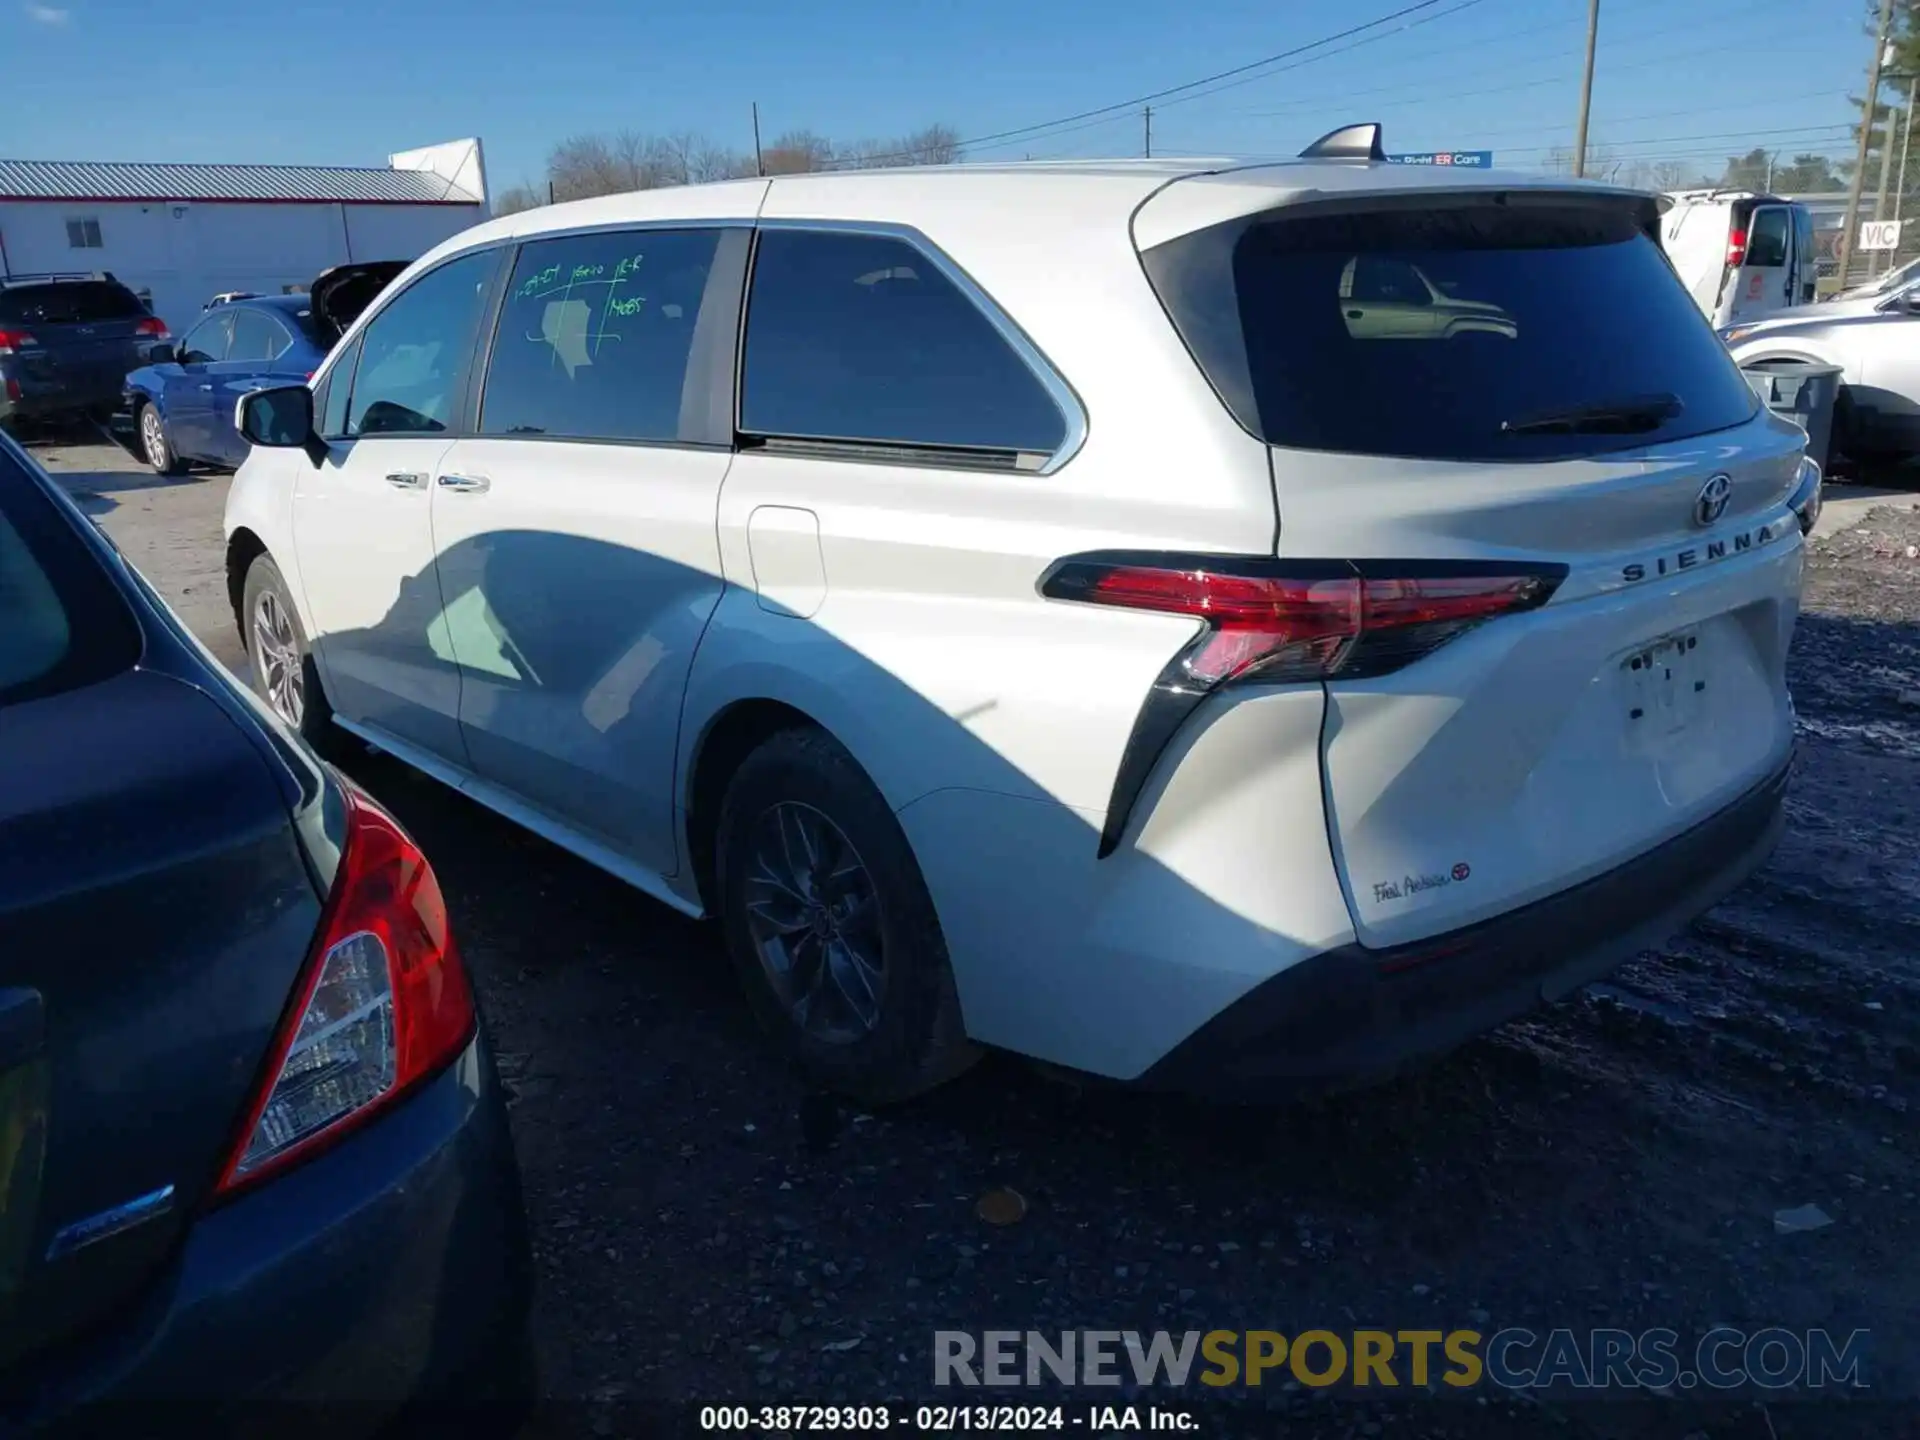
left=697, top=1404, right=1200, bottom=1432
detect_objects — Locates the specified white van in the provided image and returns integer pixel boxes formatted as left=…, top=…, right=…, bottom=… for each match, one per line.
left=1662, top=189, right=1819, bottom=328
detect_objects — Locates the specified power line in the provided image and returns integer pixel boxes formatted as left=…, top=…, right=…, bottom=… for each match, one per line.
left=1211, top=0, right=1827, bottom=124
left=833, top=0, right=1487, bottom=166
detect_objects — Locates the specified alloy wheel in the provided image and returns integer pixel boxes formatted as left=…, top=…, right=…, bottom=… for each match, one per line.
left=140, top=407, right=168, bottom=469
left=251, top=589, right=304, bottom=727
left=742, top=801, right=885, bottom=1045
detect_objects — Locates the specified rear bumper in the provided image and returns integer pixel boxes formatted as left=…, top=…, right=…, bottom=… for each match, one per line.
left=17, top=1031, right=532, bottom=1434
left=1140, top=755, right=1792, bottom=1097
left=0, top=368, right=124, bottom=421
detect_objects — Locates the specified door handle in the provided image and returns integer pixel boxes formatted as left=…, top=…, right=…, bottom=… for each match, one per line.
left=384, top=472, right=428, bottom=490
left=437, top=473, right=491, bottom=494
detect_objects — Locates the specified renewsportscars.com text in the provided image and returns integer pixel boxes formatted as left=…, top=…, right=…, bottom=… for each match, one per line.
left=934, top=1328, right=1869, bottom=1392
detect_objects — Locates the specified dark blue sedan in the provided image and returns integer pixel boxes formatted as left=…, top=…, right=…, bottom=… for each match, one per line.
left=0, top=429, right=533, bottom=1429
left=122, top=262, right=406, bottom=475
left=123, top=295, right=326, bottom=474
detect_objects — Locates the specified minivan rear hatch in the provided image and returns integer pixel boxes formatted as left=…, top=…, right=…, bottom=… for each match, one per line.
left=1139, top=179, right=1803, bottom=947
left=0, top=280, right=155, bottom=396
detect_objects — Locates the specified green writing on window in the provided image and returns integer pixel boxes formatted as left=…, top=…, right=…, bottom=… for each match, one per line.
left=608, top=295, right=646, bottom=317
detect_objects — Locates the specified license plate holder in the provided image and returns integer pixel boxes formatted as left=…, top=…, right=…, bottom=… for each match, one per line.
left=1623, top=630, right=1707, bottom=742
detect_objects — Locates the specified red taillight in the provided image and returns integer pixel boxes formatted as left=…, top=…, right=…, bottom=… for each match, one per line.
left=211, top=783, right=474, bottom=1199
left=1726, top=228, right=1748, bottom=268
left=3, top=378, right=18, bottom=403
left=1041, top=553, right=1567, bottom=856
left=0, top=327, right=37, bottom=355
left=134, top=316, right=169, bottom=338
left=1050, top=559, right=1561, bottom=687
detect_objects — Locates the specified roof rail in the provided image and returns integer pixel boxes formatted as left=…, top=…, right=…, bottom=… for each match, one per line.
left=0, top=269, right=114, bottom=285
left=1298, top=123, right=1386, bottom=162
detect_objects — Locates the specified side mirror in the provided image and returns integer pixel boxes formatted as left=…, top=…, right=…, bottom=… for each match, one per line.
left=238, top=384, right=315, bottom=449
left=146, top=342, right=176, bottom=364
left=1901, top=290, right=1920, bottom=315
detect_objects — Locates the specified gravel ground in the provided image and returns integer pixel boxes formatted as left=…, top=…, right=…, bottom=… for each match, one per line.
left=32, top=434, right=1920, bottom=1439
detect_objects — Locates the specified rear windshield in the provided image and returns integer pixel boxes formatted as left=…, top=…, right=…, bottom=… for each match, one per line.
left=0, top=280, right=147, bottom=326
left=0, top=445, right=141, bottom=706
left=1142, top=201, right=1758, bottom=462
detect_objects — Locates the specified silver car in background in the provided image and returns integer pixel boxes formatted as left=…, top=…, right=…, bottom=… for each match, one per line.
left=1723, top=285, right=1920, bottom=464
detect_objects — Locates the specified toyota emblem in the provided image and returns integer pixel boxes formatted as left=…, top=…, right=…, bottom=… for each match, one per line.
left=1694, top=474, right=1732, bottom=528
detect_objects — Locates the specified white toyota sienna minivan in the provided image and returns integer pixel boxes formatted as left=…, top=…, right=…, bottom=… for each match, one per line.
left=224, top=125, right=1816, bottom=1102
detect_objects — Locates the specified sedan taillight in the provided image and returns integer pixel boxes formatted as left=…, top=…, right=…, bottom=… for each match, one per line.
left=211, top=782, right=474, bottom=1200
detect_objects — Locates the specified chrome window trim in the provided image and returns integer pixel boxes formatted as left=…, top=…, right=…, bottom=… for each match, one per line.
left=750, top=217, right=1088, bottom=476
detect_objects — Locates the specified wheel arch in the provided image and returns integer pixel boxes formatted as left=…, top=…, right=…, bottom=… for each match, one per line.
left=681, top=696, right=831, bottom=914
left=224, top=527, right=269, bottom=639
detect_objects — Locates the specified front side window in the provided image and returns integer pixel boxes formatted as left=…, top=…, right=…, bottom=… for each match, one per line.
left=481, top=227, right=722, bottom=443
left=228, top=309, right=288, bottom=363
left=740, top=229, right=1067, bottom=456
left=345, top=249, right=498, bottom=438
left=178, top=312, right=233, bottom=365
left=316, top=334, right=363, bottom=440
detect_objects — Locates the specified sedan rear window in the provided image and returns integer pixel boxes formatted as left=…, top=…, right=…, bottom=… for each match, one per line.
left=1141, top=201, right=1758, bottom=462
left=0, top=280, right=146, bottom=325
left=0, top=446, right=140, bottom=706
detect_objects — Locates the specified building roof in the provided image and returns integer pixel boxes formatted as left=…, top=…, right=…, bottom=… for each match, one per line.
left=0, top=158, right=482, bottom=205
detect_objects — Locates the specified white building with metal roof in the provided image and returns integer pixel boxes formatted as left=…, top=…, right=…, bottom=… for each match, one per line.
left=0, top=138, right=488, bottom=331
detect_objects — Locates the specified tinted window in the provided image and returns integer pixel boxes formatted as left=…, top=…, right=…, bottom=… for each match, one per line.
left=1143, top=203, right=1758, bottom=463
left=0, top=280, right=144, bottom=325
left=317, top=334, right=362, bottom=439
left=0, top=447, right=141, bottom=707
left=228, top=309, right=287, bottom=362
left=741, top=229, right=1066, bottom=454
left=1748, top=207, right=1790, bottom=268
left=482, top=228, right=720, bottom=442
left=179, top=312, right=233, bottom=364
left=346, top=249, right=497, bottom=438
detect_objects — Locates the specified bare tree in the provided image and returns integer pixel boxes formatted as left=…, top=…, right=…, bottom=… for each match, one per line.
left=492, top=182, right=544, bottom=215
left=762, top=129, right=836, bottom=175
left=540, top=122, right=960, bottom=197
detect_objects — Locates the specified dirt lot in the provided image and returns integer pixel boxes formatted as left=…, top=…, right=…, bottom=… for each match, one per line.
left=32, top=435, right=1920, bottom=1438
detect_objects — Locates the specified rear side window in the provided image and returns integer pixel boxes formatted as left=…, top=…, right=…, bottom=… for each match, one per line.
left=481, top=227, right=722, bottom=443
left=740, top=229, right=1067, bottom=457
left=346, top=249, right=498, bottom=438
left=0, top=447, right=140, bottom=706
left=0, top=281, right=145, bottom=325
left=1143, top=202, right=1758, bottom=462
left=229, top=309, right=288, bottom=362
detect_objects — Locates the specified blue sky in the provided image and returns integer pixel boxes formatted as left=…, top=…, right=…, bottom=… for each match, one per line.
left=0, top=0, right=1867, bottom=190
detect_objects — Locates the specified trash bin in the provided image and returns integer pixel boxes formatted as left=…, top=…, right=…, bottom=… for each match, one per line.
left=1740, top=360, right=1843, bottom=472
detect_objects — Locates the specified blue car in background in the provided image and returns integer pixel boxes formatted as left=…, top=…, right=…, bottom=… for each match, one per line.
left=123, top=262, right=405, bottom=475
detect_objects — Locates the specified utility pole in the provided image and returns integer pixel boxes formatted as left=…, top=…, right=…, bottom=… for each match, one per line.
left=752, top=102, right=766, bottom=178
left=1144, top=106, right=1153, bottom=158
left=1895, top=74, right=1918, bottom=259
left=1765, top=152, right=1775, bottom=192
left=1572, top=0, right=1601, bottom=177
left=1840, top=0, right=1898, bottom=285
left=1874, top=70, right=1905, bottom=275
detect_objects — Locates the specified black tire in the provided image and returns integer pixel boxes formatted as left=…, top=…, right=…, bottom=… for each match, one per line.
left=136, top=400, right=187, bottom=477
left=715, top=726, right=978, bottom=1104
left=240, top=553, right=333, bottom=743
